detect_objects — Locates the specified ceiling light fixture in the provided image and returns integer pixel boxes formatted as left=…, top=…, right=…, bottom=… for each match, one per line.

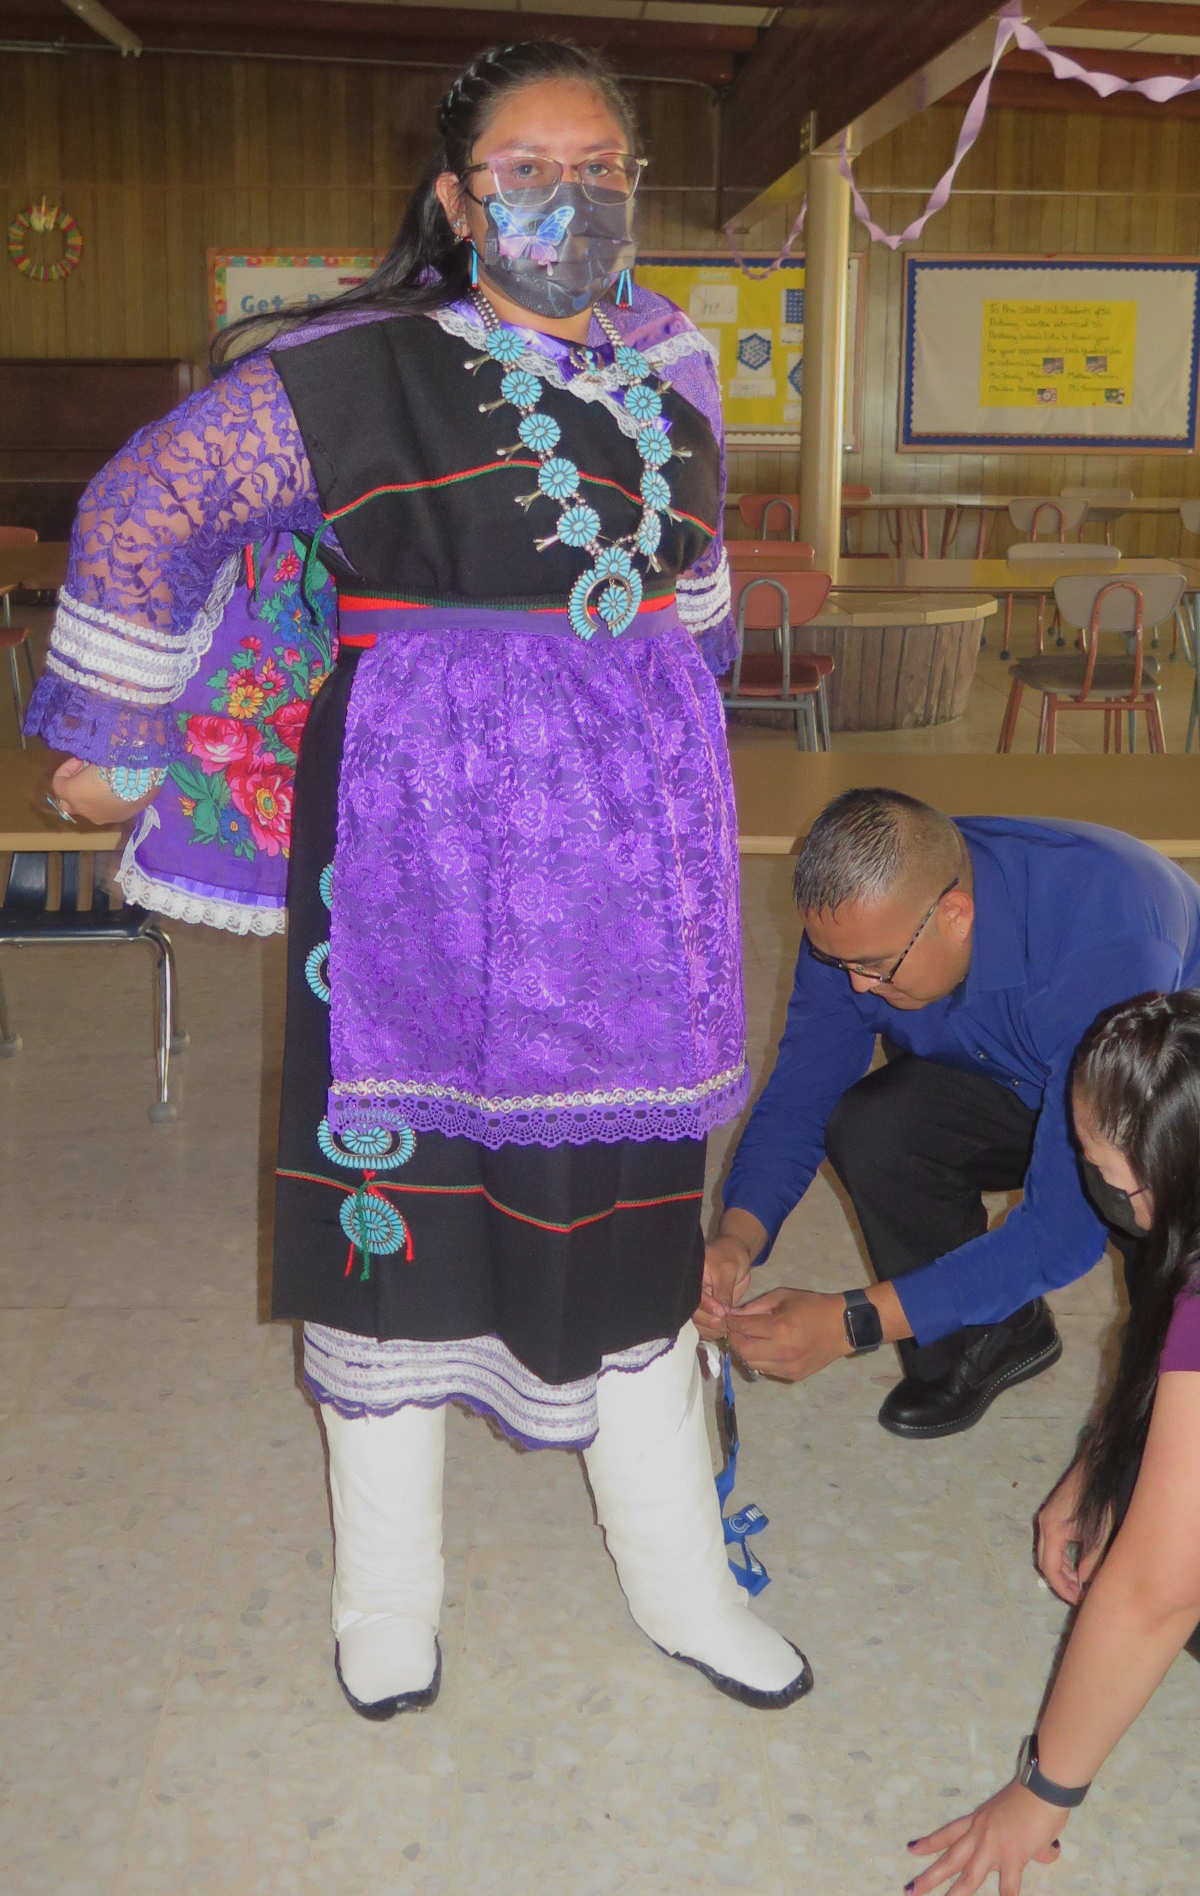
left=61, top=0, right=142, bottom=58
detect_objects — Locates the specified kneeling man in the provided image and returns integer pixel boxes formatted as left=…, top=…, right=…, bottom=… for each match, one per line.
left=703, top=788, right=1200, bottom=1437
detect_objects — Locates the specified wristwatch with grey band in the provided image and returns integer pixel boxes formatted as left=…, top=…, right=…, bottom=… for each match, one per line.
left=1017, top=1732, right=1090, bottom=1808
left=842, top=1288, right=883, bottom=1355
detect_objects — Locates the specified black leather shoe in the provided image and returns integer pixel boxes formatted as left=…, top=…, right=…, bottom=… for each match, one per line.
left=878, top=1303, right=1062, bottom=1439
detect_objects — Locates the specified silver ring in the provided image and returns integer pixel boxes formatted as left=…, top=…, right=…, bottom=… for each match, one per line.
left=43, top=792, right=76, bottom=825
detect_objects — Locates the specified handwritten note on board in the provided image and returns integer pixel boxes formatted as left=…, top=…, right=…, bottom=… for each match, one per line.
left=979, top=300, right=1136, bottom=409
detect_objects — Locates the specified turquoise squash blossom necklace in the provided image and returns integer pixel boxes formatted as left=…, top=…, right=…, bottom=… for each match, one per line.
left=466, top=288, right=688, bottom=641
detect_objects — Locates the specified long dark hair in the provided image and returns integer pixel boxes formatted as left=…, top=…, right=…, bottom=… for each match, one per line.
left=211, top=40, right=639, bottom=367
left=1072, top=989, right=1200, bottom=1548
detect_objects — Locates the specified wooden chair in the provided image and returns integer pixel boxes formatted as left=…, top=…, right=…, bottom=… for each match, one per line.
left=999, top=536, right=1115, bottom=659
left=996, top=571, right=1184, bottom=756
left=737, top=492, right=801, bottom=539
left=0, top=526, right=40, bottom=748
left=722, top=570, right=834, bottom=750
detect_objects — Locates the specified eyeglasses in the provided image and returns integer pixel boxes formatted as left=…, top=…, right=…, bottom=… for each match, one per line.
left=806, top=878, right=959, bottom=988
left=461, top=151, right=647, bottom=209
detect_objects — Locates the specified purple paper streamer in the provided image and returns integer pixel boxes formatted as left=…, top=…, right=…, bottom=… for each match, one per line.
left=734, top=1, right=1200, bottom=265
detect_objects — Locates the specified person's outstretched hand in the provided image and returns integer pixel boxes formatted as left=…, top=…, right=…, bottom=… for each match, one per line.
left=906, top=1781, right=1065, bottom=1896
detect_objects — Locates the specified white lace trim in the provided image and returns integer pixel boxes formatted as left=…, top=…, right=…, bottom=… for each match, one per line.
left=329, top=1058, right=747, bottom=1116
left=644, top=326, right=720, bottom=372
left=116, top=808, right=285, bottom=936
left=46, top=556, right=240, bottom=707
left=433, top=303, right=666, bottom=451
left=676, top=550, right=731, bottom=633
left=304, top=1323, right=672, bottom=1448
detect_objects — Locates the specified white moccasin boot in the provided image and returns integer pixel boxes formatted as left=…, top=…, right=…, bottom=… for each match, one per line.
left=322, top=1402, right=445, bottom=1717
left=584, top=1321, right=812, bottom=1708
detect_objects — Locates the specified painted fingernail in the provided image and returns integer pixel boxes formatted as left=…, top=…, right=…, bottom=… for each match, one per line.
left=904, top=1882, right=916, bottom=1893
left=907, top=1840, right=920, bottom=1849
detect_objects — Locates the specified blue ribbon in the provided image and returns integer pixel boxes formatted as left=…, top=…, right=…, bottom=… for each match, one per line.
left=714, top=1351, right=770, bottom=1595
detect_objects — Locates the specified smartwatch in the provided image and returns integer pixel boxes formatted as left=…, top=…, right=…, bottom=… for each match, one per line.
left=1017, top=1732, right=1090, bottom=1809
left=842, top=1288, right=883, bottom=1355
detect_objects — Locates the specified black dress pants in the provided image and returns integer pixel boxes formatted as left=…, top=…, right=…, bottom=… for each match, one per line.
left=823, top=1049, right=1041, bottom=1382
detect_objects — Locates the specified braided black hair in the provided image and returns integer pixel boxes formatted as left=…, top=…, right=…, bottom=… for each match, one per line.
left=213, top=40, right=639, bottom=366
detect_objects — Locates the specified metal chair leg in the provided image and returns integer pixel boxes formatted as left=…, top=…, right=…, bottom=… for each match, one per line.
left=816, top=678, right=831, bottom=751
left=1188, top=672, right=1199, bottom=754
left=7, top=646, right=27, bottom=749
left=141, top=923, right=180, bottom=1122
left=0, top=964, right=20, bottom=1055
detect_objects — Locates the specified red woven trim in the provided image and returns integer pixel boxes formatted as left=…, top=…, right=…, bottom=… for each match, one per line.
left=276, top=1167, right=701, bottom=1234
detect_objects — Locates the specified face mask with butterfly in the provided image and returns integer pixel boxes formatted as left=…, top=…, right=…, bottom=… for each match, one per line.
left=479, top=183, right=636, bottom=320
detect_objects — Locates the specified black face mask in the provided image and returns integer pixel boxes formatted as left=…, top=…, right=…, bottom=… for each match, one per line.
left=478, top=183, right=636, bottom=320
left=1081, top=1158, right=1147, bottom=1239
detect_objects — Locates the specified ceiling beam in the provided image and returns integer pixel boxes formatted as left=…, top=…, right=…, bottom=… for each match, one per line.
left=1059, top=1, right=1200, bottom=31
left=0, top=1, right=756, bottom=85
left=720, top=1, right=1080, bottom=234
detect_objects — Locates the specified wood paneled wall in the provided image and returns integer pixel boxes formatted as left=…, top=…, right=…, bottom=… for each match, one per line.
left=3, top=45, right=1200, bottom=555
left=729, top=103, right=1200, bottom=556
left=0, top=48, right=718, bottom=362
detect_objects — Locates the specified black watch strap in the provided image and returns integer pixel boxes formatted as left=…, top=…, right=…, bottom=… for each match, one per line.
left=842, top=1288, right=883, bottom=1355
left=1017, top=1733, right=1090, bottom=1809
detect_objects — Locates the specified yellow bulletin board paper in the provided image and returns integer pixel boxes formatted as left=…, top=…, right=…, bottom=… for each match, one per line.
left=979, top=300, right=1136, bottom=409
left=902, top=256, right=1200, bottom=453
left=638, top=253, right=865, bottom=449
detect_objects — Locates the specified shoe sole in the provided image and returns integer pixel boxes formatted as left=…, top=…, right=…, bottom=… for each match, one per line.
left=336, top=1640, right=442, bottom=1720
left=878, top=1332, right=1064, bottom=1440
left=662, top=1640, right=815, bottom=1709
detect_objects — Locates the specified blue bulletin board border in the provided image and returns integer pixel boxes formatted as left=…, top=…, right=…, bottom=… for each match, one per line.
left=901, top=256, right=1200, bottom=452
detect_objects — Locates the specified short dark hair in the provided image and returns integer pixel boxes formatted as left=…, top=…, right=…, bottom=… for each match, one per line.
left=791, top=787, right=965, bottom=914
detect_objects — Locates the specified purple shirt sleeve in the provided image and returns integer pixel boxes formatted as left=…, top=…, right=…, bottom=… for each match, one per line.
left=1160, top=1287, right=1200, bottom=1373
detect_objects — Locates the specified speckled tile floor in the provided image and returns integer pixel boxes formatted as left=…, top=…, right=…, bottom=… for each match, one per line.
left=2, top=626, right=1198, bottom=1892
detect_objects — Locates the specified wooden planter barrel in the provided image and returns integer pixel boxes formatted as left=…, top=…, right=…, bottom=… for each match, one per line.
left=790, top=617, right=982, bottom=731
left=725, top=590, right=997, bottom=734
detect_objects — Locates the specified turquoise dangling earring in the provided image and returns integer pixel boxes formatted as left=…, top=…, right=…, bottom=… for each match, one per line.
left=615, top=267, right=634, bottom=309
left=469, top=241, right=479, bottom=288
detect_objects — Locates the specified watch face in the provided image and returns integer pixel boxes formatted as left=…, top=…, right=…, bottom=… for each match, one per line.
left=844, top=1296, right=882, bottom=1352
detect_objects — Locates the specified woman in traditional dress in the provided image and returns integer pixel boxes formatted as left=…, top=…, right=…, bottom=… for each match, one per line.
left=907, top=991, right=1200, bottom=1893
left=31, top=39, right=811, bottom=1719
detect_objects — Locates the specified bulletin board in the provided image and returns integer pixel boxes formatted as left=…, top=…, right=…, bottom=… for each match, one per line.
left=637, top=253, right=866, bottom=449
left=901, top=256, right=1200, bottom=453
left=206, top=248, right=867, bottom=449
left=208, top=251, right=379, bottom=331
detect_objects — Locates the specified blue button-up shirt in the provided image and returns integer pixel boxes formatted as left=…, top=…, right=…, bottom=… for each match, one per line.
left=724, top=817, right=1200, bottom=1344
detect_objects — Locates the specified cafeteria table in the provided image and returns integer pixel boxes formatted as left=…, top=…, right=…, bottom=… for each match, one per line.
left=731, top=750, right=1200, bottom=858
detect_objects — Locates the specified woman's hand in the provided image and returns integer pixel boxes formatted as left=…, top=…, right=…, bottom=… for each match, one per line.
left=48, top=757, right=158, bottom=827
left=906, top=1781, right=1066, bottom=1896
left=693, top=1234, right=752, bottom=1343
left=1036, top=1461, right=1106, bottom=1605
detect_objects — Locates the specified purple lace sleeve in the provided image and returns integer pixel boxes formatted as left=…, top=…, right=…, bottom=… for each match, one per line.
left=25, top=353, right=323, bottom=768
left=624, top=291, right=736, bottom=676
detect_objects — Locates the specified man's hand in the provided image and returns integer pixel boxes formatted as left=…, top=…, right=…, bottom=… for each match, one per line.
left=694, top=1235, right=753, bottom=1343
left=725, top=1286, right=851, bottom=1382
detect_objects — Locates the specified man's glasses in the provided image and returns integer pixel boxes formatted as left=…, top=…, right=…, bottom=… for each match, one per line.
left=806, top=878, right=959, bottom=988
left=461, top=151, right=647, bottom=209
